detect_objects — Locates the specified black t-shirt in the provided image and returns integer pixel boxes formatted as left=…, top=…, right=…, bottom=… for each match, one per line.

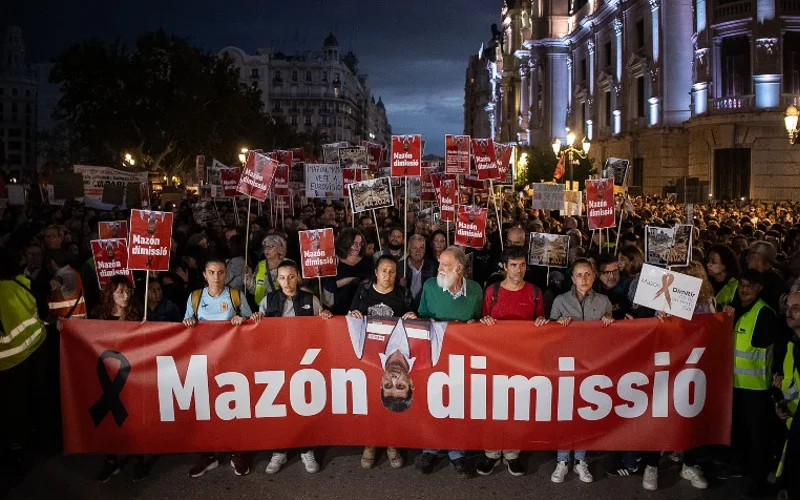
left=349, top=282, right=413, bottom=318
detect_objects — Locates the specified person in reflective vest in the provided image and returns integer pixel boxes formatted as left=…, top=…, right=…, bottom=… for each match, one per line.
left=46, top=249, right=86, bottom=320
left=776, top=291, right=800, bottom=500
left=248, top=234, right=287, bottom=306
left=705, top=244, right=740, bottom=308
left=721, top=269, right=782, bottom=498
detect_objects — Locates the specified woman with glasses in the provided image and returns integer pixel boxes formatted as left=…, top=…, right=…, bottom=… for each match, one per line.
left=323, top=228, right=373, bottom=315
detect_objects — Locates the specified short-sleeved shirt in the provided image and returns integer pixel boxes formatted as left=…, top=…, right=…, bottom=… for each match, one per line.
left=183, top=287, right=253, bottom=321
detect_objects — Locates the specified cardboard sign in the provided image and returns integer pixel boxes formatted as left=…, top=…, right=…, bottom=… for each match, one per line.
left=528, top=233, right=569, bottom=268
left=90, top=238, right=133, bottom=289
left=633, top=264, right=702, bottom=320
left=322, top=142, right=348, bottom=164
left=98, top=221, right=129, bottom=241
left=471, top=138, right=498, bottom=180
left=645, top=226, right=675, bottom=266
left=306, top=164, right=344, bottom=199
left=531, top=183, right=566, bottom=211
left=361, top=141, right=383, bottom=173
left=445, top=134, right=471, bottom=175
left=220, top=168, right=241, bottom=197
left=127, top=210, right=174, bottom=271
left=299, top=228, right=337, bottom=279
left=349, top=177, right=393, bottom=213
left=454, top=206, right=488, bottom=248
left=605, top=158, right=630, bottom=187
left=391, top=135, right=422, bottom=177
left=236, top=151, right=276, bottom=202
left=586, top=178, right=615, bottom=230
left=667, top=225, right=694, bottom=267
left=439, top=179, right=457, bottom=222
left=494, top=143, right=514, bottom=184
left=272, top=151, right=292, bottom=197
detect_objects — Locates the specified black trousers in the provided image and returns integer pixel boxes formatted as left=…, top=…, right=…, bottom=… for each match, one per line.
left=731, top=388, right=773, bottom=485
left=784, top=413, right=800, bottom=498
left=0, top=345, right=48, bottom=449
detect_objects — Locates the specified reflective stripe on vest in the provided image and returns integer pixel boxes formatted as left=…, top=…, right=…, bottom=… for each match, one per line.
left=254, top=260, right=268, bottom=307
left=47, top=268, right=87, bottom=319
left=733, top=299, right=772, bottom=390
left=781, top=341, right=798, bottom=421
left=0, top=275, right=47, bottom=370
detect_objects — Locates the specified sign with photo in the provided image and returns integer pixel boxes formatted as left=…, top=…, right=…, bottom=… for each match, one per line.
left=272, top=150, right=293, bottom=197
left=471, top=138, right=498, bottom=180
left=342, top=168, right=364, bottom=197
left=339, top=146, right=368, bottom=170
left=361, top=141, right=383, bottom=173
left=454, top=205, right=488, bottom=248
left=236, top=151, right=276, bottom=202
left=562, top=190, right=583, bottom=217
left=586, top=178, right=615, bottom=230
left=439, top=179, right=457, bottom=222
left=299, top=228, right=338, bottom=279
left=219, top=168, right=241, bottom=197
left=90, top=238, right=132, bottom=289
left=494, top=143, right=514, bottom=184
left=528, top=233, right=569, bottom=268
left=420, top=165, right=438, bottom=202
left=645, top=226, right=675, bottom=266
left=127, top=210, right=174, bottom=271
left=349, top=177, right=394, bottom=213
left=445, top=134, right=471, bottom=175
left=305, top=164, right=344, bottom=199
left=391, top=134, right=422, bottom=177
left=322, top=142, right=348, bottom=164
left=633, top=264, right=702, bottom=320
left=667, top=224, right=694, bottom=267
left=530, top=183, right=566, bottom=211
left=98, top=220, right=129, bottom=241
left=605, top=158, right=630, bottom=187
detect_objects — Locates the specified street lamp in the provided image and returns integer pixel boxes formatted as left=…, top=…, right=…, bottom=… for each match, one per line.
left=238, top=147, right=249, bottom=165
left=123, top=152, right=135, bottom=167
left=785, top=105, right=799, bottom=144
left=552, top=129, right=590, bottom=186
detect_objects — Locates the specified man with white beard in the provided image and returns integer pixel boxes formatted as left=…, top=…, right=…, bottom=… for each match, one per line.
left=414, top=246, right=483, bottom=478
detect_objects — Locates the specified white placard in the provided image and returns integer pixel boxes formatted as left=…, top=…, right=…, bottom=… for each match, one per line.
left=305, top=164, right=343, bottom=199
left=633, top=264, right=702, bottom=320
left=530, top=183, right=565, bottom=211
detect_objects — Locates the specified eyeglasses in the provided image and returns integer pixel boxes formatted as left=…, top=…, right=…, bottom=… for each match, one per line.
left=113, top=288, right=132, bottom=296
left=601, top=269, right=620, bottom=276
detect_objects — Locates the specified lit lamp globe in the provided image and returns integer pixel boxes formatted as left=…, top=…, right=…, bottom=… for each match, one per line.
left=566, top=131, right=576, bottom=147
left=785, top=105, right=799, bottom=143
left=551, top=138, right=562, bottom=156
left=582, top=137, right=591, bottom=155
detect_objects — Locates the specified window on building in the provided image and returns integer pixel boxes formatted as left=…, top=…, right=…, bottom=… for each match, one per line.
left=306, top=71, right=312, bottom=82
left=12, top=88, right=17, bottom=96
left=321, top=116, right=328, bottom=126
left=25, top=89, right=30, bottom=97
left=251, top=68, right=259, bottom=78
left=721, top=36, right=751, bottom=96
left=783, top=33, right=800, bottom=94
left=636, top=19, right=645, bottom=50
left=322, top=71, right=328, bottom=82
left=272, top=101, right=282, bottom=112
left=636, top=76, right=646, bottom=118
left=305, top=116, right=312, bottom=125
left=337, top=117, right=342, bottom=126
left=292, top=70, right=298, bottom=82
left=291, top=116, right=298, bottom=125
left=604, top=90, right=612, bottom=127
left=605, top=41, right=612, bottom=67
left=8, top=128, right=21, bottom=137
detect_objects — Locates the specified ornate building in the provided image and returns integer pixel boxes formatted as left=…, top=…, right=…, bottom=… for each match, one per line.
left=464, top=52, right=492, bottom=137
left=480, top=0, right=800, bottom=200
left=221, top=34, right=391, bottom=148
left=0, top=26, right=38, bottom=175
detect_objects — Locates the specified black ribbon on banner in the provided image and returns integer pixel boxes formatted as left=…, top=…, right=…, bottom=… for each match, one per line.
left=88, top=350, right=131, bottom=427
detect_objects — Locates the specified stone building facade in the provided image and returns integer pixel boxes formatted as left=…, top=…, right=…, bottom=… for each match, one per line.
left=0, top=26, right=37, bottom=175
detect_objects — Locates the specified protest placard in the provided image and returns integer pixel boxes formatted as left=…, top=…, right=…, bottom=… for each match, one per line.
left=272, top=150, right=293, bottom=197
left=605, top=158, right=630, bottom=187
left=349, top=177, right=394, bottom=213
left=445, top=134, right=471, bottom=175
left=98, top=220, right=129, bottom=240
left=127, top=210, right=174, bottom=271
left=633, top=264, right=702, bottom=320
left=586, top=178, right=615, bottom=230
left=471, top=138, right=498, bottom=180
left=220, top=168, right=241, bottom=197
left=530, top=183, right=566, bottom=211
left=439, top=179, right=457, bottom=222
left=454, top=206, right=488, bottom=248
left=90, top=238, right=132, bottom=289
left=645, top=226, right=675, bottom=266
left=391, top=135, right=422, bottom=176
left=667, top=225, right=693, bottom=267
left=299, top=228, right=338, bottom=279
left=361, top=141, right=383, bottom=173
left=305, top=164, right=343, bottom=198
left=495, top=143, right=514, bottom=184
left=236, top=151, right=276, bottom=202
left=528, top=233, right=569, bottom=267
left=322, top=142, right=348, bottom=164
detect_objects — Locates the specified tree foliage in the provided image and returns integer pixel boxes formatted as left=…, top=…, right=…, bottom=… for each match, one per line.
left=520, top=145, right=596, bottom=190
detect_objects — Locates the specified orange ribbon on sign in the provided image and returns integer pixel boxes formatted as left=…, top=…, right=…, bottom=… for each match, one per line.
left=652, top=273, right=675, bottom=308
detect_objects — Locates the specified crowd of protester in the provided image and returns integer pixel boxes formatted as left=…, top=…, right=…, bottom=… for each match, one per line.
left=0, top=191, right=798, bottom=499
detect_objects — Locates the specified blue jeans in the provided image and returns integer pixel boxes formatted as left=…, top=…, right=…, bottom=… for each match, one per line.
left=423, top=449, right=465, bottom=461
left=621, top=451, right=639, bottom=470
left=556, top=450, right=586, bottom=462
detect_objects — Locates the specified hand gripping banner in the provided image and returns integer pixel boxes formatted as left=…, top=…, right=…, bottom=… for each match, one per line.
left=61, top=314, right=733, bottom=454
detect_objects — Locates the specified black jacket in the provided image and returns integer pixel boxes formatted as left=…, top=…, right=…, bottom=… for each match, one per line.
left=264, top=289, right=316, bottom=317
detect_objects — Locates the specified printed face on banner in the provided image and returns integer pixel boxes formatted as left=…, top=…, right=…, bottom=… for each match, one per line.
left=445, top=134, right=471, bottom=175
left=361, top=141, right=383, bottom=173
left=391, top=135, right=422, bottom=177
left=272, top=151, right=292, bottom=196
left=127, top=210, right=174, bottom=271
left=667, top=225, right=693, bottom=267
left=349, top=177, right=394, bottom=213
left=471, top=138, right=499, bottom=180
left=236, top=151, right=276, bottom=202
left=305, top=164, right=344, bottom=199
left=633, top=264, right=702, bottom=320
left=90, top=238, right=133, bottom=289
left=299, top=228, right=337, bottom=279
left=494, top=143, right=514, bottom=184
left=586, top=178, right=616, bottom=230
left=439, top=179, right=457, bottom=222
left=342, top=168, right=364, bottom=197
left=98, top=221, right=129, bottom=240
left=455, top=206, right=488, bottom=248
left=458, top=186, right=473, bottom=205
left=645, top=226, right=675, bottom=266
left=605, top=158, right=631, bottom=187
left=528, top=232, right=569, bottom=268
left=220, top=168, right=241, bottom=197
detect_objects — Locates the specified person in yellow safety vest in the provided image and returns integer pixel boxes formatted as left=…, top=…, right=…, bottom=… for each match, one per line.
left=776, top=291, right=800, bottom=500
left=705, top=244, right=740, bottom=308
left=0, top=247, right=48, bottom=470
left=721, top=269, right=784, bottom=499
left=46, top=249, right=86, bottom=320
left=245, top=234, right=287, bottom=306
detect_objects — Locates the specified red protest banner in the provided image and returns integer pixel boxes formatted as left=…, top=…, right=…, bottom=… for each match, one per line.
left=471, top=138, right=498, bottom=180
left=290, top=147, right=305, bottom=163
left=98, top=221, right=129, bottom=241
left=90, top=238, right=133, bottom=289
left=439, top=179, right=457, bottom=222
left=60, top=314, right=733, bottom=455
left=127, top=210, right=174, bottom=271
left=420, top=166, right=438, bottom=202
left=587, top=178, right=616, bottom=230
left=361, top=141, right=383, bottom=173
left=454, top=205, right=488, bottom=248
left=391, top=135, right=422, bottom=177
left=342, top=168, right=364, bottom=197
left=219, top=168, right=241, bottom=197
left=495, top=143, right=514, bottom=184
left=299, top=228, right=337, bottom=279
left=272, top=151, right=292, bottom=197
left=236, top=151, right=276, bottom=202
left=445, top=134, right=471, bottom=175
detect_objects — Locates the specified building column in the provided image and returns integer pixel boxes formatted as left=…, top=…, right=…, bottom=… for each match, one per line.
left=649, top=0, right=662, bottom=126
left=528, top=56, right=538, bottom=130
left=613, top=18, right=623, bottom=135
left=753, top=37, right=780, bottom=109
left=518, top=62, right=530, bottom=143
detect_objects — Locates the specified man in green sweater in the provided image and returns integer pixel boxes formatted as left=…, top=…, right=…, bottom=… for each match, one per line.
left=414, top=245, right=482, bottom=478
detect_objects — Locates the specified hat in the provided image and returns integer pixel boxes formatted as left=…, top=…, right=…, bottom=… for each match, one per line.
left=739, top=268, right=764, bottom=286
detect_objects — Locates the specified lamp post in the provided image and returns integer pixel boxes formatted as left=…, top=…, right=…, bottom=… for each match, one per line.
left=552, top=130, right=590, bottom=187
left=238, top=147, right=248, bottom=166
left=785, top=105, right=799, bottom=144
left=122, top=152, right=135, bottom=167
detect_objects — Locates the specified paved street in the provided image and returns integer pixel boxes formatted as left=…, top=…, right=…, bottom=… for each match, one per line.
left=7, top=448, right=748, bottom=500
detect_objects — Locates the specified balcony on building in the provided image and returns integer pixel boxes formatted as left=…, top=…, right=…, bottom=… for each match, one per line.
left=712, top=0, right=753, bottom=25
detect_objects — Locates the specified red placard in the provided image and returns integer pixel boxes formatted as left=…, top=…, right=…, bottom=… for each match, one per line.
left=391, top=135, right=422, bottom=177
left=587, top=178, right=616, bottom=230
left=219, top=168, right=241, bottom=197
left=290, top=147, right=305, bottom=163
left=362, top=141, right=384, bottom=173
left=60, top=314, right=733, bottom=454
left=454, top=205, right=488, bottom=248
left=342, top=168, right=364, bottom=197
left=471, top=138, right=498, bottom=180
left=439, top=179, right=457, bottom=222
left=90, top=238, right=133, bottom=289
left=272, top=151, right=292, bottom=197
left=458, top=186, right=473, bottom=205
left=420, top=166, right=438, bottom=202
left=127, top=210, right=174, bottom=271
left=494, top=143, right=514, bottom=184
left=236, top=151, right=276, bottom=202
left=98, top=221, right=129, bottom=241
left=299, top=228, right=338, bottom=279
left=445, top=134, right=471, bottom=175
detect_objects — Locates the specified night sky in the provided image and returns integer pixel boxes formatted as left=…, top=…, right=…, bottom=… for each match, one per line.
left=5, top=0, right=499, bottom=154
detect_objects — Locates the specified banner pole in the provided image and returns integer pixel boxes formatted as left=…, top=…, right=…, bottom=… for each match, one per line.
left=404, top=176, right=408, bottom=278
left=490, top=179, right=503, bottom=251
left=446, top=220, right=450, bottom=246
left=373, top=209, right=382, bottom=252
left=547, top=265, right=550, bottom=287
left=233, top=197, right=240, bottom=228
left=614, top=191, right=627, bottom=256
left=143, top=271, right=150, bottom=322
left=244, top=196, right=253, bottom=294
left=318, top=277, right=323, bottom=304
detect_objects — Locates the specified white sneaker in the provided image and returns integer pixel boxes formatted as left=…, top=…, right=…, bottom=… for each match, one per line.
left=300, top=450, right=319, bottom=474
left=642, top=465, right=658, bottom=491
left=265, top=453, right=287, bottom=474
left=680, top=464, right=708, bottom=489
left=574, top=460, right=594, bottom=483
left=551, top=461, right=569, bottom=483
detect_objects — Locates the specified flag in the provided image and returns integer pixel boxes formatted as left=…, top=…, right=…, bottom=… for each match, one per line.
left=554, top=152, right=565, bottom=180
